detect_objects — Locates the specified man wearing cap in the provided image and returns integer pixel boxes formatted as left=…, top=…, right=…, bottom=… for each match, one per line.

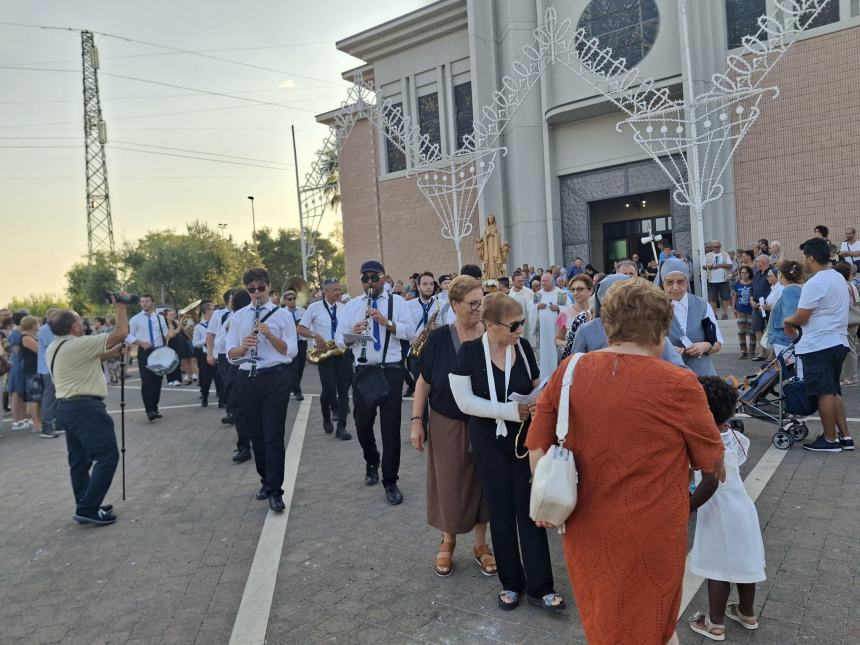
left=298, top=278, right=352, bottom=441
left=661, top=258, right=723, bottom=376
left=335, top=260, right=415, bottom=505
left=282, top=290, right=307, bottom=401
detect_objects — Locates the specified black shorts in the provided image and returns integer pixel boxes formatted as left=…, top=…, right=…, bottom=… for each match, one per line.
left=24, top=373, right=43, bottom=402
left=707, top=281, right=731, bottom=302
left=799, top=345, right=850, bottom=397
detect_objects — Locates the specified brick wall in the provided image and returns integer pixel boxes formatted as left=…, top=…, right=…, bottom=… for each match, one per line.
left=338, top=119, right=480, bottom=296
left=733, top=25, right=860, bottom=255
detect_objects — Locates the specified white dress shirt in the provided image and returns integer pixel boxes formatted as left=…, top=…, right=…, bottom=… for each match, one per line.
left=225, top=302, right=297, bottom=371
left=284, top=306, right=307, bottom=343
left=335, top=291, right=414, bottom=365
left=192, top=321, right=209, bottom=351
left=672, top=294, right=724, bottom=344
left=127, top=310, right=169, bottom=348
left=208, top=308, right=231, bottom=356
left=299, top=299, right=341, bottom=341
left=407, top=295, right=442, bottom=336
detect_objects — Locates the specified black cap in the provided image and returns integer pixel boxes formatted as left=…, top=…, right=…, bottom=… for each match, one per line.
left=359, top=260, right=385, bottom=274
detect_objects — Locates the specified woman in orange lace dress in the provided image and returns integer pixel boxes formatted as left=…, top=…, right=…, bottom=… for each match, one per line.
left=526, top=278, right=725, bottom=645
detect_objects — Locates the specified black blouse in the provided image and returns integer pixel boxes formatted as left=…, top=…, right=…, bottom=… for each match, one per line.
left=450, top=337, right=539, bottom=434
left=417, top=325, right=468, bottom=421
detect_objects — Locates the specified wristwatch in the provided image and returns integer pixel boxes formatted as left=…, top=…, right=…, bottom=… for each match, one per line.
left=385, top=319, right=394, bottom=330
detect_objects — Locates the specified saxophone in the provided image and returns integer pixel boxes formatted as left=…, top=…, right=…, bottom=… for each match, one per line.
left=307, top=340, right=345, bottom=365
left=411, top=298, right=441, bottom=358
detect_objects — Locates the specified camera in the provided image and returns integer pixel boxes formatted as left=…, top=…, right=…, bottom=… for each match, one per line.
left=104, top=291, right=140, bottom=305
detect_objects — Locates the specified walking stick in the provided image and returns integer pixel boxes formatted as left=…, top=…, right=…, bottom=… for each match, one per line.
left=120, top=343, right=127, bottom=501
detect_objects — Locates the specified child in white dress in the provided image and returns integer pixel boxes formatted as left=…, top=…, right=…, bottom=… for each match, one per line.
left=688, top=376, right=765, bottom=641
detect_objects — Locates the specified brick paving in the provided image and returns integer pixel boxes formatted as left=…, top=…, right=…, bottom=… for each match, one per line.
left=0, top=352, right=856, bottom=644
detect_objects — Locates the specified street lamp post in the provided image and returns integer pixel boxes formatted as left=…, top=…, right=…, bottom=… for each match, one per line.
left=247, top=195, right=257, bottom=253
left=217, top=223, right=228, bottom=236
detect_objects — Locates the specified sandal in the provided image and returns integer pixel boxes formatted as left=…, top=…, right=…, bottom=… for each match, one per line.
left=433, top=539, right=455, bottom=577
left=527, top=592, right=566, bottom=614
left=473, top=545, right=498, bottom=576
left=497, top=590, right=520, bottom=611
left=688, top=612, right=725, bottom=641
left=725, top=603, right=758, bottom=630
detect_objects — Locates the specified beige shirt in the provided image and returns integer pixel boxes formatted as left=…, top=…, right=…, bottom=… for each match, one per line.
left=46, top=334, right=109, bottom=399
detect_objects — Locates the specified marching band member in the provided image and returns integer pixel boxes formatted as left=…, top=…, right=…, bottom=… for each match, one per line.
left=206, top=289, right=232, bottom=409
left=336, top=260, right=414, bottom=505
left=282, top=290, right=307, bottom=401
left=127, top=293, right=170, bottom=421
left=192, top=301, right=216, bottom=407
left=227, top=268, right=298, bottom=512
left=407, top=272, right=441, bottom=396
left=297, top=278, right=352, bottom=441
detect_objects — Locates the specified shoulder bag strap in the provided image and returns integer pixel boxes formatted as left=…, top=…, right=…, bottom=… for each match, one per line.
left=449, top=324, right=461, bottom=354
left=50, top=339, right=71, bottom=376
left=260, top=307, right=278, bottom=325
left=221, top=310, right=230, bottom=324
left=381, top=295, right=394, bottom=363
left=516, top=339, right=532, bottom=381
left=555, top=353, right=582, bottom=444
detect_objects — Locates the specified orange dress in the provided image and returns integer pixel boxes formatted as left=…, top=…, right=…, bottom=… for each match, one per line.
left=526, top=353, right=723, bottom=645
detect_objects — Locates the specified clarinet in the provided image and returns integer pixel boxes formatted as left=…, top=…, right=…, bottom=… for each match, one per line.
left=248, top=297, right=262, bottom=379
left=357, top=287, right=373, bottom=364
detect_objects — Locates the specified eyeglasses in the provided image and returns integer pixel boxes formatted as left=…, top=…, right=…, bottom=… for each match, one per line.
left=571, top=287, right=590, bottom=293
left=497, top=318, right=526, bottom=333
left=284, top=297, right=296, bottom=301
left=463, top=299, right=482, bottom=311
left=246, top=285, right=267, bottom=293
left=360, top=274, right=381, bottom=284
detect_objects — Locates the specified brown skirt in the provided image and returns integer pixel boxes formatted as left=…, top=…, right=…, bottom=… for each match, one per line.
left=426, top=408, right=489, bottom=534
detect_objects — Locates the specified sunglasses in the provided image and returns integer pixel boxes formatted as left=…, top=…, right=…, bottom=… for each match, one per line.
left=360, top=274, right=382, bottom=284
left=497, top=318, right=526, bottom=333
left=246, top=285, right=267, bottom=293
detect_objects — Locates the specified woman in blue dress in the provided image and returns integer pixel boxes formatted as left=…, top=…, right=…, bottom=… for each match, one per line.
left=7, top=312, right=30, bottom=430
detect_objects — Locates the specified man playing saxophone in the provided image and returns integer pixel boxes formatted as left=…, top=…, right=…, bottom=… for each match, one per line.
left=297, top=278, right=352, bottom=441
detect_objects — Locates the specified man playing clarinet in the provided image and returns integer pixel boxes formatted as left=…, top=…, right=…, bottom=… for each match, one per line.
left=226, top=268, right=298, bottom=512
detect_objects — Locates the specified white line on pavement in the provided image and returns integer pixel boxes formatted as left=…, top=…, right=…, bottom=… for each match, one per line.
left=229, top=396, right=312, bottom=645
left=105, top=404, right=204, bottom=415
left=678, top=444, right=789, bottom=618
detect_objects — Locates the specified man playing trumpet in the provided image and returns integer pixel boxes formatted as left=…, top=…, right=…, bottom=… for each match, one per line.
left=297, top=278, right=352, bottom=441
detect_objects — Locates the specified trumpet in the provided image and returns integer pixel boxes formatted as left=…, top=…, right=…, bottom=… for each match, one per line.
left=357, top=287, right=373, bottom=364
left=248, top=297, right=262, bottom=379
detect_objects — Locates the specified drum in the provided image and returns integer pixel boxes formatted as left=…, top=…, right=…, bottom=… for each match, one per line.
left=145, top=346, right=180, bottom=376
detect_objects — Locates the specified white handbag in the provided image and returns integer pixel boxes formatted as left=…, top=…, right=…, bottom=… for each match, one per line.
left=529, top=353, right=582, bottom=533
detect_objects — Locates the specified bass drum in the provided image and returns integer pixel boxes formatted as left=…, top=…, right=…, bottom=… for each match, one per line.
left=145, top=346, right=180, bottom=376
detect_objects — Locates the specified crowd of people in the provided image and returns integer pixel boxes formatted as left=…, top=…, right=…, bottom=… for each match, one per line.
left=0, top=222, right=855, bottom=643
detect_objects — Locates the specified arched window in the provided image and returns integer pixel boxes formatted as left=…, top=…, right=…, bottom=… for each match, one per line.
left=725, top=0, right=766, bottom=50
left=577, top=0, right=660, bottom=71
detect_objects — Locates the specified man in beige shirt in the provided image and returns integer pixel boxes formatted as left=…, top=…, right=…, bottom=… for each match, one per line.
left=47, top=296, right=128, bottom=526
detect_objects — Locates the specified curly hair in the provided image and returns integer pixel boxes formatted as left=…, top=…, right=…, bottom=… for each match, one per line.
left=601, top=278, right=672, bottom=346
left=698, top=376, right=738, bottom=426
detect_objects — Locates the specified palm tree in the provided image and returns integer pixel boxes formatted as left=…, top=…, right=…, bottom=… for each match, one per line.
left=320, top=146, right=340, bottom=210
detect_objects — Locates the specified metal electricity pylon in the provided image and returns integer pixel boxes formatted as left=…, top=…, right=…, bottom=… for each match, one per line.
left=81, top=30, right=115, bottom=259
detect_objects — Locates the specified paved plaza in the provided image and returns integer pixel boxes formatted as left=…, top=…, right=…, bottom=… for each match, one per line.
left=0, top=352, right=856, bottom=644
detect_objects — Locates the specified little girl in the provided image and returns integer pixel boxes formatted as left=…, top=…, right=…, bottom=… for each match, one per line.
left=688, top=376, right=765, bottom=641
left=732, top=267, right=755, bottom=359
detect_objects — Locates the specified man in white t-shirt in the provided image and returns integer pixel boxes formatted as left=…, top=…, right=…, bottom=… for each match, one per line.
left=784, top=238, right=853, bottom=452
left=839, top=227, right=860, bottom=269
left=705, top=240, right=733, bottom=320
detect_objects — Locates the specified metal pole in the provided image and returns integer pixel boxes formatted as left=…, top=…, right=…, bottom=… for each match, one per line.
left=247, top=196, right=257, bottom=254
left=678, top=0, right=708, bottom=297
left=291, top=125, right=308, bottom=282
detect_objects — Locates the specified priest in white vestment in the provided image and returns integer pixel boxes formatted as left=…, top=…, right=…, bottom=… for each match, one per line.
left=529, top=272, right=568, bottom=379
left=508, top=271, right=535, bottom=345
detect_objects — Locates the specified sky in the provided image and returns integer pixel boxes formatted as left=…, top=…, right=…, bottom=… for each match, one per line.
left=0, top=0, right=433, bottom=305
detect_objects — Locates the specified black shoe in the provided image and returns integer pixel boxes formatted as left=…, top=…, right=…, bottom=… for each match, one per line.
left=293, top=389, right=304, bottom=401
left=73, top=509, right=116, bottom=526
left=218, top=401, right=225, bottom=409
left=268, top=494, right=286, bottom=512
left=255, top=485, right=270, bottom=500
left=803, top=434, right=842, bottom=453
left=233, top=448, right=252, bottom=463
left=147, top=412, right=158, bottom=422
left=365, top=464, right=379, bottom=486
left=201, top=397, right=208, bottom=407
left=384, top=484, right=403, bottom=505
left=221, top=415, right=235, bottom=425
left=101, top=504, right=113, bottom=513
left=323, top=419, right=334, bottom=434
left=152, top=412, right=163, bottom=419
left=335, top=426, right=352, bottom=441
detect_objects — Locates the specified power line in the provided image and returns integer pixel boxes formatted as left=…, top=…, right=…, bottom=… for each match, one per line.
left=109, top=145, right=295, bottom=171
left=0, top=87, right=336, bottom=105
left=110, top=139, right=292, bottom=165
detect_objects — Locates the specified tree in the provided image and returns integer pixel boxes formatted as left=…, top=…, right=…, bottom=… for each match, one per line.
left=320, top=146, right=341, bottom=210
left=65, top=251, right=120, bottom=315
left=255, top=227, right=345, bottom=290
left=7, top=294, right=70, bottom=317
left=121, top=221, right=252, bottom=306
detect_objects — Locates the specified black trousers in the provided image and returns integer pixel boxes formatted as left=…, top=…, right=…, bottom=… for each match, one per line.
left=470, top=421, right=555, bottom=599
left=138, top=348, right=164, bottom=414
left=318, top=352, right=352, bottom=425
left=401, top=340, right=415, bottom=391
left=218, top=355, right=249, bottom=449
left=195, top=349, right=216, bottom=399
left=216, top=354, right=233, bottom=410
left=234, top=367, right=294, bottom=495
left=353, top=365, right=405, bottom=487
left=291, top=341, right=307, bottom=393
left=56, top=398, right=119, bottom=515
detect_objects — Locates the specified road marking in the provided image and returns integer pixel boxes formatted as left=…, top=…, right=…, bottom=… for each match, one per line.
left=678, top=444, right=789, bottom=618
left=105, top=403, right=204, bottom=415
left=229, top=396, right=312, bottom=645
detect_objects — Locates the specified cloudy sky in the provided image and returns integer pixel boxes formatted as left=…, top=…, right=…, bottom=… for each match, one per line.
left=0, top=0, right=432, bottom=305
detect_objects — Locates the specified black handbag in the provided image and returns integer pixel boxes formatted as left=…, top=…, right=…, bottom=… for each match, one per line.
left=353, top=296, right=395, bottom=407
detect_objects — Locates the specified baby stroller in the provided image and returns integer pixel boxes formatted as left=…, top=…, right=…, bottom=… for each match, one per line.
left=731, top=334, right=817, bottom=450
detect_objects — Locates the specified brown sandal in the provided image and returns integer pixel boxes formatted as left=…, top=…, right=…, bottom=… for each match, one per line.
left=434, top=539, right=455, bottom=577
left=474, top=544, right=498, bottom=576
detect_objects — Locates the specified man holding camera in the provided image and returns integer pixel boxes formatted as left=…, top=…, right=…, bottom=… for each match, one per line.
left=128, top=293, right=170, bottom=421
left=47, top=295, right=129, bottom=526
